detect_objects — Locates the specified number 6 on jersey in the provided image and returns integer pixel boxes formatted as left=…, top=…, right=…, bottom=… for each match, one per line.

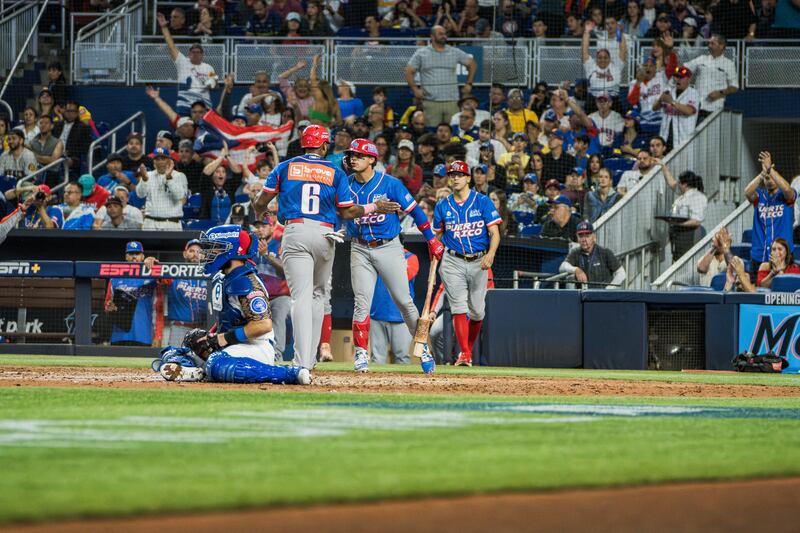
left=301, top=183, right=321, bottom=215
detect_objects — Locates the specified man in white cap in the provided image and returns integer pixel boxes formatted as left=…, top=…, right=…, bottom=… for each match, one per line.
left=136, top=147, right=188, bottom=230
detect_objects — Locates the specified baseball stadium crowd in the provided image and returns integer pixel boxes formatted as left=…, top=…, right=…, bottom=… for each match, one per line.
left=0, top=0, right=798, bottom=292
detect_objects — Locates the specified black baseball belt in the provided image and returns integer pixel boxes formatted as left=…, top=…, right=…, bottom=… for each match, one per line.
left=447, top=249, right=486, bottom=262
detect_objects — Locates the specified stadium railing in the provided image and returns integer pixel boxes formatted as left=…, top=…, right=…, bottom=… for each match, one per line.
left=652, top=201, right=754, bottom=290
left=0, top=0, right=42, bottom=106
left=87, top=111, right=147, bottom=173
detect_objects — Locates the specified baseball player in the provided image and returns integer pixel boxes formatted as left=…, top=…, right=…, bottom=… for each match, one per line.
left=251, top=125, right=401, bottom=370
left=344, top=138, right=445, bottom=373
left=252, top=214, right=292, bottom=359
left=162, top=239, right=208, bottom=347
left=155, top=224, right=310, bottom=385
left=433, top=160, right=501, bottom=367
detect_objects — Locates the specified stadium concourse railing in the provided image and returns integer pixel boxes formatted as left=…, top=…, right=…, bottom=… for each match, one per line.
left=652, top=201, right=754, bottom=290
left=592, top=110, right=746, bottom=290
left=0, top=0, right=43, bottom=118
left=68, top=32, right=800, bottom=89
left=87, top=111, right=147, bottom=174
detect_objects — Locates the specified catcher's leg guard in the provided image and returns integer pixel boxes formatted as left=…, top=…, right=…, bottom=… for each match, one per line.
left=205, top=352, right=311, bottom=385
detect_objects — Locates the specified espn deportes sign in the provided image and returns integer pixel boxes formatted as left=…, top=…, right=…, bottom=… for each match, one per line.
left=96, top=263, right=208, bottom=278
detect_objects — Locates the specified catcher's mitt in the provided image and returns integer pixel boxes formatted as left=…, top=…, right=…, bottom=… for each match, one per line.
left=183, top=328, right=216, bottom=359
left=732, top=351, right=788, bottom=373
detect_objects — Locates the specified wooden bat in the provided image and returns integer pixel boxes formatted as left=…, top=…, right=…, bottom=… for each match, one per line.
left=413, top=257, right=439, bottom=358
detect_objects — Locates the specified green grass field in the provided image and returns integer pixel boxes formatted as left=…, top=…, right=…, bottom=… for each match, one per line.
left=1, top=356, right=800, bottom=524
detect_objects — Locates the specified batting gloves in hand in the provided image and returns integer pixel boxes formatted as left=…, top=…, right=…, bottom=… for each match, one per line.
left=324, top=229, right=346, bottom=244
left=427, top=239, right=445, bottom=260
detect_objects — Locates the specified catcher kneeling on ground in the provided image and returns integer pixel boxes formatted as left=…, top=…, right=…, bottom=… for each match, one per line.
left=152, top=224, right=311, bottom=385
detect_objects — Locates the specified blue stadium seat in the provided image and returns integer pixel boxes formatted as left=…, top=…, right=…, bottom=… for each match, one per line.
left=603, top=157, right=634, bottom=174
left=730, top=243, right=751, bottom=260
left=771, top=274, right=800, bottom=293
left=183, top=193, right=202, bottom=218
left=678, top=285, right=715, bottom=291
left=186, top=193, right=201, bottom=208
left=612, top=169, right=625, bottom=187
left=519, top=224, right=542, bottom=237
left=512, top=210, right=535, bottom=226
left=794, top=246, right=800, bottom=259
left=182, top=219, right=215, bottom=231
left=0, top=175, right=16, bottom=194
left=234, top=193, right=249, bottom=204
left=741, top=229, right=752, bottom=243
left=710, top=272, right=727, bottom=291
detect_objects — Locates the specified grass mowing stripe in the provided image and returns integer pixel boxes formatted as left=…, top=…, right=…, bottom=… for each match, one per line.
left=1, top=387, right=800, bottom=523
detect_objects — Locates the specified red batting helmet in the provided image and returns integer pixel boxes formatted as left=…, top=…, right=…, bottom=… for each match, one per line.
left=346, top=138, right=379, bottom=158
left=300, top=124, right=330, bottom=148
left=447, top=160, right=470, bottom=176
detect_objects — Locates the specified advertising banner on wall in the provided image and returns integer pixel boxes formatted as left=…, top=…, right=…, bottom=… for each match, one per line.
left=738, top=301, right=800, bottom=374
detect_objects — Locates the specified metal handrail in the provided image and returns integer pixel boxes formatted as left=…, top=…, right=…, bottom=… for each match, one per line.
left=16, top=156, right=69, bottom=191
left=0, top=0, right=32, bottom=24
left=0, top=99, right=13, bottom=121
left=75, top=0, right=136, bottom=42
left=87, top=111, right=147, bottom=173
left=0, top=0, right=48, bottom=102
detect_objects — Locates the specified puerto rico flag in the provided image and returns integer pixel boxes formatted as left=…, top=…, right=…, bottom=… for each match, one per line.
left=193, top=111, right=293, bottom=170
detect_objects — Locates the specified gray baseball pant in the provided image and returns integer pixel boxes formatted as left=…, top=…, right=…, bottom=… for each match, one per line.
left=269, top=295, right=291, bottom=359
left=427, top=314, right=445, bottom=360
left=351, top=237, right=419, bottom=335
left=369, top=319, right=412, bottom=364
left=281, top=221, right=335, bottom=369
left=439, top=252, right=488, bottom=320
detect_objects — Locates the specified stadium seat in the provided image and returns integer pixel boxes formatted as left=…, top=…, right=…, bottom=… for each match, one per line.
left=771, top=274, right=800, bottom=293
left=730, top=243, right=751, bottom=260
left=710, top=273, right=727, bottom=291
left=512, top=210, right=535, bottom=226
left=603, top=157, right=634, bottom=174
left=678, top=285, right=715, bottom=291
left=741, top=229, right=752, bottom=243
left=612, top=169, right=625, bottom=187
left=0, top=175, right=16, bottom=194
left=519, top=224, right=542, bottom=237
left=794, top=246, right=800, bottom=259
left=234, top=193, right=249, bottom=204
left=183, top=219, right=215, bottom=231
left=183, top=194, right=202, bottom=218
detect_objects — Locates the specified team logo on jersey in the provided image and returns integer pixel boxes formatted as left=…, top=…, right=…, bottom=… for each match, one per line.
left=288, top=162, right=335, bottom=185
left=211, top=282, right=224, bottom=312
left=249, top=296, right=268, bottom=314
left=469, top=209, right=482, bottom=217
left=373, top=193, right=389, bottom=202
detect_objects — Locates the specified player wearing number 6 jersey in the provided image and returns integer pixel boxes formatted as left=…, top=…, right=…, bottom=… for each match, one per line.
left=344, top=138, right=445, bottom=373
left=433, top=160, right=501, bottom=367
left=252, top=125, right=401, bottom=370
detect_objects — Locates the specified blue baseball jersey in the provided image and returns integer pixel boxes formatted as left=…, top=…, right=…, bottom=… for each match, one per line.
left=209, top=262, right=271, bottom=333
left=345, top=172, right=416, bottom=241
left=433, top=191, right=501, bottom=255
left=253, top=238, right=290, bottom=298
left=265, top=153, right=354, bottom=225
left=751, top=188, right=796, bottom=263
left=110, top=278, right=156, bottom=345
left=370, top=250, right=416, bottom=323
left=167, top=278, right=208, bottom=323
left=23, top=205, right=63, bottom=228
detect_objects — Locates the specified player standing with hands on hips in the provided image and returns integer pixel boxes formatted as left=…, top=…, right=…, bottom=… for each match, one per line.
left=344, top=138, right=444, bottom=374
left=251, top=125, right=401, bottom=371
left=433, top=161, right=501, bottom=367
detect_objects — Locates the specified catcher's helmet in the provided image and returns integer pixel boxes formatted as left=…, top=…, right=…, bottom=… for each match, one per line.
left=183, top=328, right=212, bottom=359
left=197, top=224, right=258, bottom=275
left=346, top=138, right=379, bottom=158
left=447, top=160, right=470, bottom=176
left=300, top=124, right=330, bottom=148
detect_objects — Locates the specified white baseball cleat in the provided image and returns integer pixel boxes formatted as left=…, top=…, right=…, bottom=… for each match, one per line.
left=296, top=367, right=312, bottom=385
left=354, top=347, right=369, bottom=373
left=159, top=363, right=205, bottom=382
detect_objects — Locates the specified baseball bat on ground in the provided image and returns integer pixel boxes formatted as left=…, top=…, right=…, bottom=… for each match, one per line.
left=412, top=257, right=439, bottom=358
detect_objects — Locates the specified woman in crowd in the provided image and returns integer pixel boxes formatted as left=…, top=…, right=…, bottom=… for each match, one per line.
left=308, top=54, right=341, bottom=127
left=524, top=120, right=543, bottom=154
left=373, top=134, right=394, bottom=172
left=583, top=167, right=619, bottom=222
left=478, top=142, right=507, bottom=191
left=527, top=82, right=550, bottom=118
left=621, top=0, right=650, bottom=38
left=190, top=6, right=219, bottom=37
left=650, top=36, right=678, bottom=78
left=37, top=89, right=57, bottom=119
left=585, top=154, right=604, bottom=188
left=303, top=1, right=333, bottom=36
left=491, top=110, right=513, bottom=152
left=20, top=107, right=39, bottom=144
left=526, top=152, right=545, bottom=184
left=756, top=238, right=800, bottom=289
left=490, top=189, right=515, bottom=237
left=661, top=166, right=708, bottom=259
left=387, top=139, right=422, bottom=195
left=616, top=109, right=648, bottom=158
left=696, top=229, right=730, bottom=287
left=381, top=0, right=425, bottom=28
left=336, top=80, right=364, bottom=125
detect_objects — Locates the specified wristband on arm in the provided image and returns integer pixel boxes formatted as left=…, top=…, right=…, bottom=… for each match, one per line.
left=223, top=327, right=248, bottom=346
left=410, top=205, right=435, bottom=240
left=363, top=202, right=377, bottom=215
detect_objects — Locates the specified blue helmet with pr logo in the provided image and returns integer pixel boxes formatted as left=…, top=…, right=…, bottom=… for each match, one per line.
left=197, top=224, right=257, bottom=275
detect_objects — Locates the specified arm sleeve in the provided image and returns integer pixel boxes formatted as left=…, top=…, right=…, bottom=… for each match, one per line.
left=627, top=83, right=641, bottom=106
left=432, top=201, right=443, bottom=233
left=407, top=49, right=422, bottom=69
left=606, top=248, right=622, bottom=272
left=264, top=165, right=280, bottom=193
left=167, top=173, right=188, bottom=202
left=406, top=253, right=419, bottom=281
left=726, top=59, right=739, bottom=88
left=483, top=195, right=502, bottom=226
left=136, top=174, right=151, bottom=198
left=0, top=207, right=22, bottom=245
left=608, top=266, right=626, bottom=287
left=409, top=204, right=435, bottom=240
left=559, top=261, right=578, bottom=274
left=335, top=170, right=354, bottom=207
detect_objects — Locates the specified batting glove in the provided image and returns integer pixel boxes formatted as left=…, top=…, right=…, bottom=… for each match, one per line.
left=427, top=239, right=445, bottom=260
left=325, top=229, right=346, bottom=244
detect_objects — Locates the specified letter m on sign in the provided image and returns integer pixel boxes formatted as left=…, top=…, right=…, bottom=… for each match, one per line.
left=750, top=314, right=800, bottom=357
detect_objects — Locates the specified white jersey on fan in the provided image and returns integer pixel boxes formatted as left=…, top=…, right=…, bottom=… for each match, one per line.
left=175, top=52, right=217, bottom=113
left=589, top=110, right=624, bottom=147
left=629, top=70, right=668, bottom=133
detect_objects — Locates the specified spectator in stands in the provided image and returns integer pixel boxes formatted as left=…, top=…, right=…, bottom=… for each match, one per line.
left=746, top=151, right=796, bottom=272
left=279, top=62, right=313, bottom=120
left=453, top=108, right=479, bottom=142
left=571, top=133, right=591, bottom=169
left=584, top=168, right=620, bottom=223
left=363, top=14, right=383, bottom=43
left=542, top=130, right=577, bottom=183
left=175, top=140, right=204, bottom=193
left=640, top=0, right=661, bottom=26
left=157, top=13, right=218, bottom=114
left=371, top=133, right=394, bottom=172
left=710, top=0, right=758, bottom=40
left=509, top=173, right=543, bottom=218
left=37, top=89, right=57, bottom=119
left=166, top=7, right=190, bottom=35
left=756, top=238, right=800, bottom=288
left=563, top=168, right=587, bottom=213
left=20, top=107, right=39, bottom=144
left=679, top=17, right=703, bottom=48
left=535, top=179, right=564, bottom=224
left=472, top=164, right=497, bottom=196
left=136, top=148, right=189, bottom=230
left=201, top=143, right=242, bottom=222
left=54, top=101, right=92, bottom=177
left=755, top=0, right=778, bottom=39
left=78, top=174, right=110, bottom=210
left=282, top=11, right=309, bottom=42
left=645, top=13, right=679, bottom=39
left=617, top=110, right=648, bottom=158
left=505, top=88, right=538, bottom=134
left=530, top=17, right=548, bottom=41
left=245, top=0, right=282, bottom=35
left=683, top=35, right=738, bottom=123
left=95, top=196, right=140, bottom=230
left=488, top=82, right=507, bottom=112
left=271, top=0, right=304, bottom=19
left=585, top=154, right=604, bottom=188
left=0, top=129, right=37, bottom=180
left=724, top=256, right=756, bottom=292
left=589, top=92, right=623, bottom=156
left=490, top=189, right=515, bottom=236
left=653, top=66, right=699, bottom=149
left=104, top=241, right=157, bottom=346
left=405, top=25, right=477, bottom=127
left=454, top=0, right=481, bottom=36
left=325, top=127, right=352, bottom=170
left=46, top=62, right=68, bottom=109
left=495, top=0, right=529, bottom=38
left=498, top=133, right=530, bottom=190
left=29, top=115, right=64, bottom=186
left=582, top=21, right=627, bottom=112
left=627, top=60, right=667, bottom=137
left=93, top=186, right=143, bottom=230
left=20, top=184, right=61, bottom=229
left=560, top=221, right=626, bottom=288
left=697, top=228, right=730, bottom=287
left=649, top=136, right=669, bottom=159
left=465, top=121, right=506, bottom=168
left=309, top=54, right=341, bottom=127
left=661, top=166, right=708, bottom=258
left=617, top=149, right=655, bottom=196
left=336, top=80, right=363, bottom=125
left=476, top=142, right=507, bottom=191
left=120, top=132, right=151, bottom=173
left=541, top=195, right=578, bottom=242
left=529, top=152, right=545, bottom=183
left=59, top=181, right=96, bottom=230
left=387, top=139, right=423, bottom=195
left=622, top=0, right=651, bottom=37
left=190, top=6, right=219, bottom=37
left=417, top=133, right=443, bottom=184
left=527, top=82, right=550, bottom=119
left=491, top=110, right=514, bottom=152
left=303, top=1, right=333, bottom=36
left=382, top=0, right=425, bottom=28
left=97, top=154, right=136, bottom=195
left=564, top=13, right=584, bottom=38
